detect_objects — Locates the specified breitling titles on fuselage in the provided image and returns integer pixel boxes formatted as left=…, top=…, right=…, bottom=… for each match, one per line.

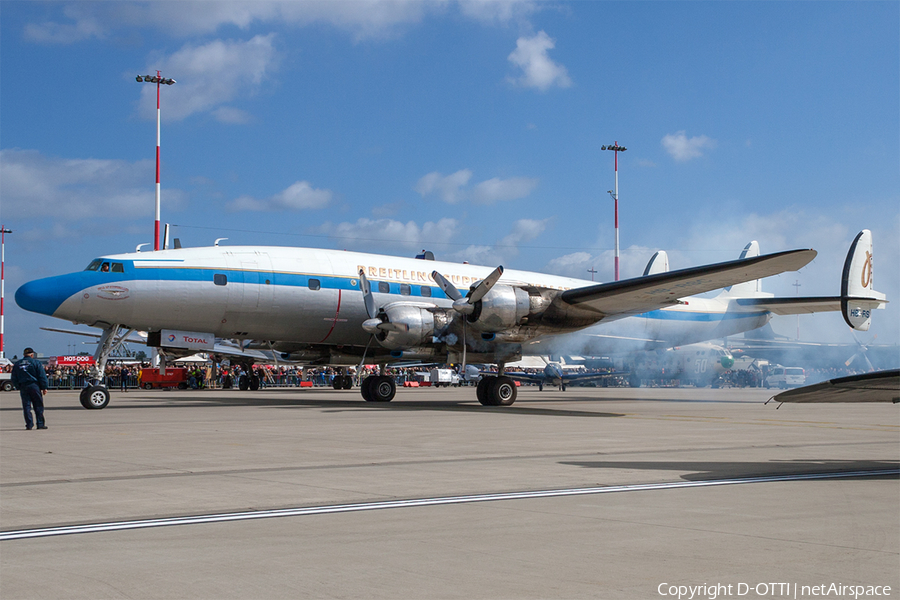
left=358, top=264, right=479, bottom=288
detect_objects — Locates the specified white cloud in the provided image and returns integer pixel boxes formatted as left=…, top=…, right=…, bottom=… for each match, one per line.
left=661, top=131, right=717, bottom=162
left=414, top=170, right=473, bottom=204
left=320, top=217, right=460, bottom=252
left=507, top=31, right=572, bottom=91
left=0, top=149, right=184, bottom=220
left=23, top=2, right=437, bottom=44
left=472, top=177, right=539, bottom=204
left=136, top=35, right=278, bottom=122
left=415, top=170, right=538, bottom=204
left=228, top=181, right=332, bottom=212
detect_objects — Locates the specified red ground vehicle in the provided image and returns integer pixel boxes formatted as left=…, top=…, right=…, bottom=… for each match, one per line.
left=140, top=368, right=188, bottom=389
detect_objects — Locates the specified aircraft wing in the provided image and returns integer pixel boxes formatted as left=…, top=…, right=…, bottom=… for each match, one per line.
left=736, top=297, right=842, bottom=315
left=556, top=249, right=816, bottom=319
left=773, top=370, right=900, bottom=403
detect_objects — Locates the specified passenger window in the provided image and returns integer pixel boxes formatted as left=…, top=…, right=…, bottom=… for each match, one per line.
left=420, top=286, right=432, bottom=298
left=100, top=262, right=110, bottom=272
left=214, top=274, right=228, bottom=286
left=85, top=259, right=102, bottom=271
left=400, top=283, right=411, bottom=296
left=308, top=279, right=321, bottom=290
left=111, top=263, right=124, bottom=273
left=378, top=282, right=390, bottom=294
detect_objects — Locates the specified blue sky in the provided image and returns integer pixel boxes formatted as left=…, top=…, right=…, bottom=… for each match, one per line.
left=1, top=0, right=898, bottom=357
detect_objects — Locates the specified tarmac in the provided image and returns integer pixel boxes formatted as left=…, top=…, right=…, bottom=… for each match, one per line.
left=1, top=385, right=897, bottom=599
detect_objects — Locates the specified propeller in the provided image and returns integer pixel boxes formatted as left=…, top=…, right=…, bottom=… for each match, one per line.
left=431, top=266, right=503, bottom=382
left=845, top=332, right=876, bottom=371
left=432, top=266, right=504, bottom=315
left=359, top=269, right=408, bottom=334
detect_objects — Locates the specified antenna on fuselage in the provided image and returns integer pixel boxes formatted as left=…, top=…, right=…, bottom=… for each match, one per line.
left=215, top=238, right=228, bottom=247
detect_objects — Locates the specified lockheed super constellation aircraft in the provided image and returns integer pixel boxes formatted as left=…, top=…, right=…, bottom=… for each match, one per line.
left=16, top=230, right=885, bottom=409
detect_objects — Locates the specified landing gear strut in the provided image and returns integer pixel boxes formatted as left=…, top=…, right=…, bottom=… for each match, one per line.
left=80, top=324, right=135, bottom=410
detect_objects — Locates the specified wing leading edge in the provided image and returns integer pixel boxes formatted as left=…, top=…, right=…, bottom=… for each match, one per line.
left=557, top=249, right=816, bottom=319
left=774, top=370, right=900, bottom=403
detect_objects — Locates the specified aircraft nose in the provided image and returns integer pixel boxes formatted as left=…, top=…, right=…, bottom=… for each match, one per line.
left=721, top=356, right=735, bottom=369
left=16, top=275, right=82, bottom=317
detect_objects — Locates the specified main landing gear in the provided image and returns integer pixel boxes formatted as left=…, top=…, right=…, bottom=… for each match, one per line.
left=475, top=376, right=517, bottom=406
left=360, top=375, right=396, bottom=402
left=357, top=373, right=517, bottom=406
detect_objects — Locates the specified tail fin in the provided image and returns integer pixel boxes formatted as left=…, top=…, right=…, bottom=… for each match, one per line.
left=643, top=251, right=669, bottom=276
left=719, top=241, right=765, bottom=297
left=841, top=230, right=887, bottom=331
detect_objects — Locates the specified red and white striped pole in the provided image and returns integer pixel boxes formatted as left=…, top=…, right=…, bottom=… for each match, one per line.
left=136, top=72, right=175, bottom=251
left=602, top=142, right=627, bottom=281
left=0, top=227, right=10, bottom=360
left=154, top=71, right=161, bottom=251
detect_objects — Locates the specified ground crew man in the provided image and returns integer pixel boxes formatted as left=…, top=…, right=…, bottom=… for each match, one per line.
left=11, top=347, right=49, bottom=430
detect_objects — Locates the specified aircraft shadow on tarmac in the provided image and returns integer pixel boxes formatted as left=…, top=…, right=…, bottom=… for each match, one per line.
left=560, top=459, right=900, bottom=481
left=3, top=391, right=624, bottom=419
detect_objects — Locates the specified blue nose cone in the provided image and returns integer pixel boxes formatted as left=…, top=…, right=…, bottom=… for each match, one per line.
left=16, top=275, right=81, bottom=317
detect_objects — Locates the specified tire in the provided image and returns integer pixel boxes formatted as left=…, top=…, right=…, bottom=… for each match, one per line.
left=238, top=375, right=250, bottom=391
left=360, top=376, right=375, bottom=401
left=332, top=378, right=342, bottom=390
left=367, top=376, right=395, bottom=402
left=476, top=377, right=494, bottom=405
left=1, top=381, right=13, bottom=392
left=249, top=376, right=260, bottom=391
left=177, top=382, right=188, bottom=390
left=341, top=376, right=353, bottom=390
left=143, top=383, right=153, bottom=390
left=489, top=376, right=517, bottom=406
left=80, top=385, right=110, bottom=409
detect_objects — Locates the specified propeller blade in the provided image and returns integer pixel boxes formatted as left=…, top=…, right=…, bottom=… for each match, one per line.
left=359, top=269, right=377, bottom=319
left=467, top=266, right=504, bottom=304
left=431, top=271, right=463, bottom=301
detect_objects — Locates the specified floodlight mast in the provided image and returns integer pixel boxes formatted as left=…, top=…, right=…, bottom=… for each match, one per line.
left=601, top=142, right=627, bottom=281
left=135, top=72, right=176, bottom=251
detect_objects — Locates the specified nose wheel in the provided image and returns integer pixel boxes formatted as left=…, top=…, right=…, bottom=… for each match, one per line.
left=80, top=385, right=110, bottom=409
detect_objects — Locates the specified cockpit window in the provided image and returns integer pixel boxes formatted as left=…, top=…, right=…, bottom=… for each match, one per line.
left=100, top=262, right=110, bottom=272
left=111, top=263, right=124, bottom=273
left=85, top=259, right=102, bottom=271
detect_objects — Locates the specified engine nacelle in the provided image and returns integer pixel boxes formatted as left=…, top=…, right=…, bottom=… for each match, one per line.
left=376, top=303, right=436, bottom=350
left=469, top=285, right=532, bottom=333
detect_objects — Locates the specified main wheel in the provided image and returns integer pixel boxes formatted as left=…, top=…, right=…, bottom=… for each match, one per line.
left=367, top=376, right=396, bottom=402
left=239, top=375, right=250, bottom=391
left=249, top=376, right=260, bottom=391
left=80, top=385, right=110, bottom=409
left=341, top=376, right=353, bottom=390
left=360, top=376, right=375, bottom=401
left=487, top=376, right=517, bottom=406
left=143, top=383, right=152, bottom=390
left=476, top=376, right=494, bottom=404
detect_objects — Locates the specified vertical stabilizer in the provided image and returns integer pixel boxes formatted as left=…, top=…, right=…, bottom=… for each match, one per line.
left=841, top=230, right=887, bottom=331
left=720, top=241, right=764, bottom=297
left=643, top=251, right=669, bottom=276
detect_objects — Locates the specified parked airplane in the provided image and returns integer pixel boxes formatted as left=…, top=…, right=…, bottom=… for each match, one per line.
left=623, top=342, right=736, bottom=388
left=15, top=230, right=885, bottom=409
left=499, top=358, right=623, bottom=391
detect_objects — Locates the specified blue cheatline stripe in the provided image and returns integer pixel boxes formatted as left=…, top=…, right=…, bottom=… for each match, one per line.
left=640, top=309, right=769, bottom=322
left=1, top=469, right=894, bottom=541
